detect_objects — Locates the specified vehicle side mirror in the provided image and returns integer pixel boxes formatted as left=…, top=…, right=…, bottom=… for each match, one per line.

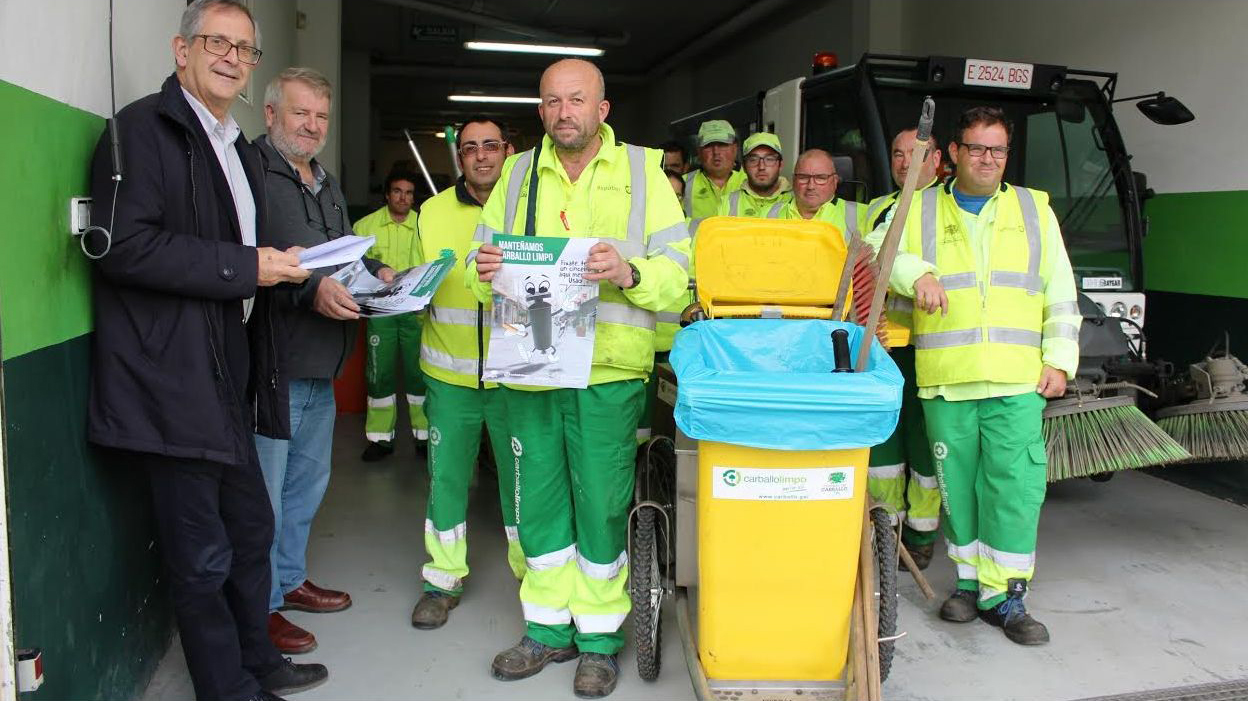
left=1137, top=93, right=1194, bottom=125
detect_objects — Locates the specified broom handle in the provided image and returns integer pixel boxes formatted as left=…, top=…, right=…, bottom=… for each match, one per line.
left=854, top=97, right=935, bottom=372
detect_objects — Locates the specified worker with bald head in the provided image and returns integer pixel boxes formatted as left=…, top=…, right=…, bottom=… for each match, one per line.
left=766, top=148, right=868, bottom=241
left=718, top=132, right=791, bottom=218
left=681, top=119, right=746, bottom=222
left=866, top=126, right=944, bottom=230
left=466, top=58, right=691, bottom=698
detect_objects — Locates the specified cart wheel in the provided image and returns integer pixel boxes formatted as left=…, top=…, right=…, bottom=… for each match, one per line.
left=631, top=507, right=663, bottom=680
left=871, top=507, right=898, bottom=682
left=636, top=437, right=677, bottom=565
left=1089, top=471, right=1115, bottom=483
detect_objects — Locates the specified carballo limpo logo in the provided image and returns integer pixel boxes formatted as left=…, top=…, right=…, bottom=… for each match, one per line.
left=722, top=469, right=740, bottom=487
left=510, top=436, right=523, bottom=457
left=933, top=441, right=949, bottom=460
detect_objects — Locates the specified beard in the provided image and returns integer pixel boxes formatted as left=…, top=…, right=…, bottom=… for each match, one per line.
left=270, top=124, right=325, bottom=162
left=548, top=118, right=597, bottom=151
left=749, top=173, right=779, bottom=193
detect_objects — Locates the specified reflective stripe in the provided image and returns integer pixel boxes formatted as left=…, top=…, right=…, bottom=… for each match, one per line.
left=646, top=221, right=688, bottom=253
left=368, top=395, right=396, bottom=408
left=465, top=247, right=480, bottom=268
left=912, top=473, right=939, bottom=490
left=574, top=612, right=629, bottom=634
left=1013, top=186, right=1043, bottom=281
left=577, top=550, right=628, bottom=580
left=625, top=144, right=647, bottom=247
left=979, top=587, right=1007, bottom=604
left=940, top=272, right=978, bottom=291
left=688, top=217, right=704, bottom=235
left=421, top=345, right=478, bottom=375
left=765, top=201, right=785, bottom=218
left=683, top=171, right=697, bottom=215
left=844, top=201, right=860, bottom=239
left=955, top=562, right=979, bottom=581
left=990, top=270, right=1044, bottom=293
left=504, top=526, right=519, bottom=542
left=660, top=245, right=690, bottom=269
left=866, top=195, right=892, bottom=228
left=429, top=305, right=478, bottom=326
left=1043, top=321, right=1080, bottom=341
left=505, top=149, right=534, bottom=233
left=887, top=296, right=914, bottom=313
left=526, top=543, right=577, bottom=571
left=523, top=601, right=573, bottom=625
left=1045, top=301, right=1079, bottom=318
left=987, top=327, right=1042, bottom=347
left=914, top=328, right=982, bottom=349
left=869, top=462, right=905, bottom=480
left=656, top=311, right=682, bottom=324
left=406, top=394, right=425, bottom=407
left=599, top=301, right=655, bottom=330
left=365, top=431, right=394, bottom=442
left=422, top=566, right=461, bottom=591
left=424, top=518, right=466, bottom=544
left=727, top=190, right=741, bottom=216
left=906, top=515, right=940, bottom=531
left=947, top=540, right=979, bottom=561
left=920, top=187, right=939, bottom=264
left=414, top=428, right=429, bottom=441
left=981, top=543, right=1035, bottom=571
left=473, top=222, right=502, bottom=244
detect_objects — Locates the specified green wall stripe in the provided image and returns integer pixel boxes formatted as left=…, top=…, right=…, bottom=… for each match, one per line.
left=0, top=80, right=101, bottom=361
left=1144, top=190, right=1248, bottom=300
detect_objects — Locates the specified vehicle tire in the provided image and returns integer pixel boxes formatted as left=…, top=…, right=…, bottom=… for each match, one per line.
left=871, top=507, right=898, bottom=683
left=631, top=507, right=662, bottom=681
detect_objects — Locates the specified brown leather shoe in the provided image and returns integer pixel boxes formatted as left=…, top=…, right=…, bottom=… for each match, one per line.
left=282, top=580, right=352, bottom=613
left=268, top=612, right=317, bottom=654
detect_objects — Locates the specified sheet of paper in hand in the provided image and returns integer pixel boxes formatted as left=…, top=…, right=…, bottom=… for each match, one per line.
left=483, top=235, right=600, bottom=389
left=331, top=254, right=455, bottom=317
left=298, top=234, right=376, bottom=269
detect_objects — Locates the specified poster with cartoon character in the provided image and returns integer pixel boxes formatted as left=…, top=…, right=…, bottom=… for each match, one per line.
left=330, top=252, right=455, bottom=317
left=482, top=235, right=599, bottom=388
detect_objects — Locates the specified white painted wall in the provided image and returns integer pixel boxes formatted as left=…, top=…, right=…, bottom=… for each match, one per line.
left=879, top=0, right=1248, bottom=193
left=294, top=0, right=342, bottom=175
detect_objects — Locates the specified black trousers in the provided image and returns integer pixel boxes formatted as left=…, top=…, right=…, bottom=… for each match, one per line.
left=138, top=443, right=284, bottom=701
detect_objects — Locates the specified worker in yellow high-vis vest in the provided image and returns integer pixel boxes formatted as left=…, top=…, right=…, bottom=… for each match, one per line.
left=717, top=132, right=791, bottom=218
left=408, top=117, right=530, bottom=631
left=883, top=106, right=1080, bottom=646
left=862, top=128, right=945, bottom=570
left=355, top=172, right=428, bottom=460
left=681, top=119, right=745, bottom=223
left=468, top=59, right=691, bottom=698
left=766, top=148, right=867, bottom=240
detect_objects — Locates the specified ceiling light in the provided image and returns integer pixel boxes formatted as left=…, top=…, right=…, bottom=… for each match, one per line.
left=464, top=41, right=604, bottom=57
left=449, top=94, right=541, bottom=104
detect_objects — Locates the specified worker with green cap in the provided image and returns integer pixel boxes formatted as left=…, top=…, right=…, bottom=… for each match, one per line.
left=408, top=116, right=528, bottom=631
left=682, top=119, right=746, bottom=221
left=355, top=171, right=429, bottom=461
left=766, top=148, right=867, bottom=240
left=861, top=127, right=946, bottom=570
left=717, top=132, right=791, bottom=218
left=880, top=106, right=1080, bottom=646
left=468, top=58, right=692, bottom=698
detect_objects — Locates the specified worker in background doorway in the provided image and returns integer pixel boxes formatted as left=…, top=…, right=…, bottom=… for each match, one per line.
left=256, top=67, right=392, bottom=655
left=408, top=116, right=526, bottom=630
left=861, top=128, right=945, bottom=570
left=660, top=140, right=688, bottom=174
left=766, top=148, right=867, bottom=241
left=881, top=106, right=1080, bottom=645
left=681, top=119, right=745, bottom=221
left=718, top=132, right=791, bottom=217
left=355, top=172, right=429, bottom=461
left=468, top=58, right=691, bottom=698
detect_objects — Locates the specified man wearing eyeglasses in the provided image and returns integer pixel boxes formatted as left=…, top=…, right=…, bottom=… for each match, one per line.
left=881, top=106, right=1080, bottom=646
left=254, top=67, right=394, bottom=656
left=681, top=119, right=745, bottom=221
left=766, top=149, right=868, bottom=240
left=406, top=117, right=526, bottom=630
left=718, top=132, right=791, bottom=218
left=86, top=1, right=328, bottom=699
left=354, top=171, right=428, bottom=463
left=861, top=127, right=946, bottom=574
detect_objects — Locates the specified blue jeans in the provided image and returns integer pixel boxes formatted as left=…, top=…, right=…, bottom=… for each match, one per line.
left=254, top=378, right=336, bottom=612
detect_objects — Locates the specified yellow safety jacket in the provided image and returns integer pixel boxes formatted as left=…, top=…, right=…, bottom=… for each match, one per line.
left=766, top=196, right=866, bottom=242
left=682, top=169, right=746, bottom=221
left=466, top=123, right=692, bottom=388
left=416, top=180, right=498, bottom=389
left=866, top=178, right=940, bottom=332
left=717, top=181, right=791, bottom=218
left=895, top=182, right=1081, bottom=388
left=654, top=216, right=696, bottom=353
left=355, top=205, right=419, bottom=270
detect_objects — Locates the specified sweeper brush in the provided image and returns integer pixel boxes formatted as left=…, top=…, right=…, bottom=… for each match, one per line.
left=1156, top=338, right=1248, bottom=462
left=1044, top=394, right=1191, bottom=481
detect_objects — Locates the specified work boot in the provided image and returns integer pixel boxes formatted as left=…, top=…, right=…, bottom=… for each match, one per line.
left=268, top=612, right=317, bottom=654
left=900, top=541, right=934, bottom=571
left=491, top=636, right=578, bottom=681
left=257, top=657, right=329, bottom=695
left=978, top=580, right=1050, bottom=645
left=939, top=589, right=979, bottom=623
left=411, top=591, right=459, bottom=630
left=361, top=440, right=393, bottom=462
left=573, top=653, right=620, bottom=699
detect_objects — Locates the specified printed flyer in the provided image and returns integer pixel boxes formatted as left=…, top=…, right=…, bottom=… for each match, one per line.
left=331, top=253, right=455, bottom=317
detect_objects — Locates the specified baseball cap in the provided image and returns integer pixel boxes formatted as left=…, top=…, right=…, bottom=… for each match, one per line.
left=742, top=132, right=782, bottom=157
left=696, top=119, right=736, bottom=147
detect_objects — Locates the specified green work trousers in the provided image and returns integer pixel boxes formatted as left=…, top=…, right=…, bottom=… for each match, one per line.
left=635, top=351, right=669, bottom=445
left=422, top=376, right=525, bottom=594
left=868, top=346, right=939, bottom=546
left=922, top=391, right=1047, bottom=609
left=365, top=314, right=427, bottom=442
left=502, top=380, right=644, bottom=655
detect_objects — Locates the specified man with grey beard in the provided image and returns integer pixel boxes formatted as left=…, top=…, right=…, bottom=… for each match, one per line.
left=254, top=67, right=395, bottom=654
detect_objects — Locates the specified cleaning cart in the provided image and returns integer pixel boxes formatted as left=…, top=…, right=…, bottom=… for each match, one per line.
left=629, top=216, right=905, bottom=701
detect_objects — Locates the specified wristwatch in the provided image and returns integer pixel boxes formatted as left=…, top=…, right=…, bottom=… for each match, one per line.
left=625, top=263, right=641, bottom=289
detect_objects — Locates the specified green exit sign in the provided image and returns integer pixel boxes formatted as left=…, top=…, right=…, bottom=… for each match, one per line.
left=411, top=24, right=459, bottom=42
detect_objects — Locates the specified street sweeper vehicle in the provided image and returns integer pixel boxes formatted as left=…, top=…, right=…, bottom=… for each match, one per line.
left=668, top=53, right=1247, bottom=480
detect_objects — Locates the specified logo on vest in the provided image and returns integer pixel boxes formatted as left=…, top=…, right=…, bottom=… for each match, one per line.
left=596, top=184, right=622, bottom=193
left=429, top=427, right=442, bottom=446
left=368, top=335, right=381, bottom=347
left=933, top=441, right=949, bottom=460
left=510, top=436, right=523, bottom=457
left=941, top=224, right=963, bottom=244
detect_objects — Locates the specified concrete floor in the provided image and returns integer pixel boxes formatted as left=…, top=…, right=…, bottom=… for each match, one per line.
left=142, top=414, right=1248, bottom=701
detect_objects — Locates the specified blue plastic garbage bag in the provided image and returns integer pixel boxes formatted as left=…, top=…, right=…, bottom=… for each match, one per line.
left=670, top=318, right=903, bottom=451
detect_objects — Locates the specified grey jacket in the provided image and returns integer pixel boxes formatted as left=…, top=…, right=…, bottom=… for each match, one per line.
left=257, top=135, right=384, bottom=380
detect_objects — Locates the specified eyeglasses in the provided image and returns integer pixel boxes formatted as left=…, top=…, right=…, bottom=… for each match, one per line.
left=194, top=35, right=262, bottom=65
left=459, top=140, right=505, bottom=157
left=958, top=142, right=1009, bottom=159
left=744, top=154, right=780, bottom=166
left=794, top=173, right=835, bottom=185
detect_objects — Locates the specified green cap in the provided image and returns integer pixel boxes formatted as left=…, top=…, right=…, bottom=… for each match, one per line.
left=742, top=132, right=782, bottom=157
left=696, top=119, right=736, bottom=147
